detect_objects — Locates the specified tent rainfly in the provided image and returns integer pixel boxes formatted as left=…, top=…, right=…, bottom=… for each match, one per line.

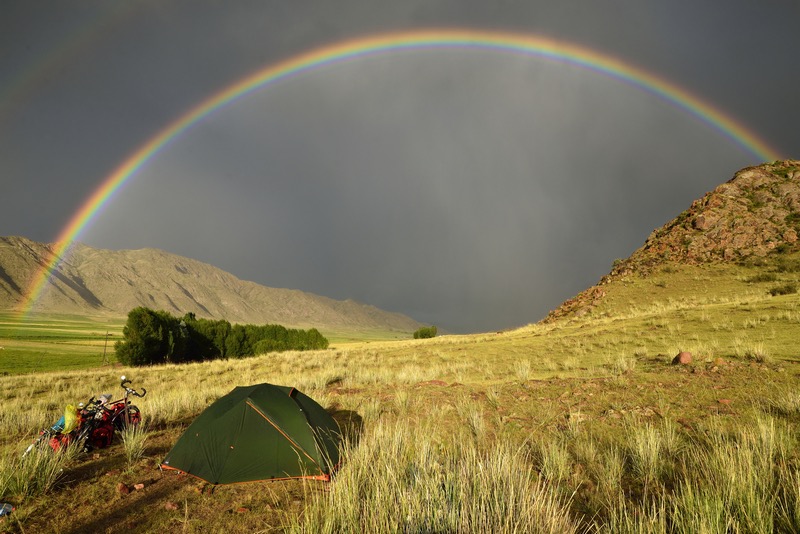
left=161, top=383, right=341, bottom=484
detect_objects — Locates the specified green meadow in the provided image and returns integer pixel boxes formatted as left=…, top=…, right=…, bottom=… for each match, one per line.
left=0, top=254, right=799, bottom=532
left=0, top=313, right=125, bottom=375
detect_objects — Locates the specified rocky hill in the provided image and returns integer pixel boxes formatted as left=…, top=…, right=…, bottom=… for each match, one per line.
left=546, top=160, right=800, bottom=321
left=0, top=236, right=424, bottom=333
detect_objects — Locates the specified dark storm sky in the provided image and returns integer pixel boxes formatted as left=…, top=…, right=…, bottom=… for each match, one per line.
left=1, top=1, right=797, bottom=333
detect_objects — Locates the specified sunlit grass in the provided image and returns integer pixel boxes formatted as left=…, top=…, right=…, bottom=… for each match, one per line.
left=0, top=439, right=81, bottom=499
left=289, top=420, right=579, bottom=534
left=120, top=418, right=150, bottom=471
left=0, top=252, right=799, bottom=531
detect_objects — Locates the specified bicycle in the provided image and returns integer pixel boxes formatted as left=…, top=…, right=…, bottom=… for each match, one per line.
left=23, top=376, right=147, bottom=456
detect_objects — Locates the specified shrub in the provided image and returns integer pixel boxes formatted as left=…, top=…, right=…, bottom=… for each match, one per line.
left=769, top=283, right=798, bottom=296
left=413, top=326, right=438, bottom=339
left=116, top=307, right=328, bottom=366
left=746, top=273, right=778, bottom=283
left=775, top=259, right=800, bottom=273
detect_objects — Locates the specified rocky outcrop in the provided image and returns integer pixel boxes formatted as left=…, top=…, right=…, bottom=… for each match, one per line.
left=545, top=160, right=800, bottom=322
left=655, top=162, right=795, bottom=258
left=617, top=160, right=800, bottom=274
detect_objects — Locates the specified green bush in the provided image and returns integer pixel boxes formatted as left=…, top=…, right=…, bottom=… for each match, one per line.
left=115, top=307, right=328, bottom=366
left=775, top=259, right=800, bottom=273
left=746, top=273, right=778, bottom=283
left=769, top=283, right=798, bottom=296
left=413, top=326, right=438, bottom=339
left=115, top=307, right=180, bottom=366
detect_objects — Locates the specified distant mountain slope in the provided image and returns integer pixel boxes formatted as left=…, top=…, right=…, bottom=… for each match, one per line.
left=546, top=160, right=800, bottom=321
left=0, top=236, right=424, bottom=333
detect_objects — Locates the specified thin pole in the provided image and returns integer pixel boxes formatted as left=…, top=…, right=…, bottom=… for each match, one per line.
left=102, top=331, right=110, bottom=365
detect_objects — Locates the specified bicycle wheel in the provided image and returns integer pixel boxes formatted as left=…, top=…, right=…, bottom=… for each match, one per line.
left=22, top=430, right=52, bottom=458
left=114, top=405, right=141, bottom=431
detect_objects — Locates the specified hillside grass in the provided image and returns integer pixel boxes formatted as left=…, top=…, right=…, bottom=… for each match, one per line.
left=0, top=255, right=799, bottom=532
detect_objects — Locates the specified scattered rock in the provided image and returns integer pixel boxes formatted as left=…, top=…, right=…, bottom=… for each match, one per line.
left=116, top=482, right=130, bottom=496
left=133, top=483, right=145, bottom=491
left=193, top=483, right=213, bottom=494
left=416, top=380, right=447, bottom=387
left=677, top=418, right=695, bottom=430
left=672, top=351, right=692, bottom=365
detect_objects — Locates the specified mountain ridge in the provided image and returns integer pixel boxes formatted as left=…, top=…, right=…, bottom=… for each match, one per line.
left=0, top=236, right=424, bottom=334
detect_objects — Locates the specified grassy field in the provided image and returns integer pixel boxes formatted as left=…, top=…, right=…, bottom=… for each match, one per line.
left=0, top=312, right=125, bottom=375
left=0, top=313, right=409, bottom=375
left=0, top=255, right=799, bottom=532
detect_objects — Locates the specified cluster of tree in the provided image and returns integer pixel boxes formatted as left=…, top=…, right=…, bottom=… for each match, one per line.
left=413, top=325, right=438, bottom=339
left=115, top=307, right=329, bottom=366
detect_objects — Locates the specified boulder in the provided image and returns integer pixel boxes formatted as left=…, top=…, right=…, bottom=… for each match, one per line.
left=672, top=351, right=692, bottom=365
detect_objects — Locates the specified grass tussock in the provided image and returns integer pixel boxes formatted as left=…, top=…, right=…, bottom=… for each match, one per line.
left=765, top=387, right=800, bottom=418
left=0, top=440, right=80, bottom=500
left=290, top=408, right=800, bottom=534
left=120, top=419, right=150, bottom=470
left=289, top=420, right=578, bottom=534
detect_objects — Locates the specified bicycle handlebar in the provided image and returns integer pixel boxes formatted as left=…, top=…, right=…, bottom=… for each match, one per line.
left=120, top=377, right=147, bottom=398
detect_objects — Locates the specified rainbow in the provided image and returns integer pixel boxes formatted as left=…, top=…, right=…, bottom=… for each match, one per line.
left=18, top=28, right=784, bottom=315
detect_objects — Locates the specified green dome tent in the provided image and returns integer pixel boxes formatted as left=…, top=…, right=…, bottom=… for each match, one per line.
left=161, top=383, right=341, bottom=484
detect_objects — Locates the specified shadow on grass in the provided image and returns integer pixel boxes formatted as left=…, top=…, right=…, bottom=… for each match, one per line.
left=61, top=472, right=187, bottom=534
left=328, top=408, right=364, bottom=447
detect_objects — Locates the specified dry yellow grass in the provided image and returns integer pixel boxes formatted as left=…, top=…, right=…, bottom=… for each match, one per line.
left=1, top=256, right=799, bottom=532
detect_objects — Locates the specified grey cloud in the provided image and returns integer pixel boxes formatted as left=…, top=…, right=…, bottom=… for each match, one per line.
left=2, top=1, right=797, bottom=332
